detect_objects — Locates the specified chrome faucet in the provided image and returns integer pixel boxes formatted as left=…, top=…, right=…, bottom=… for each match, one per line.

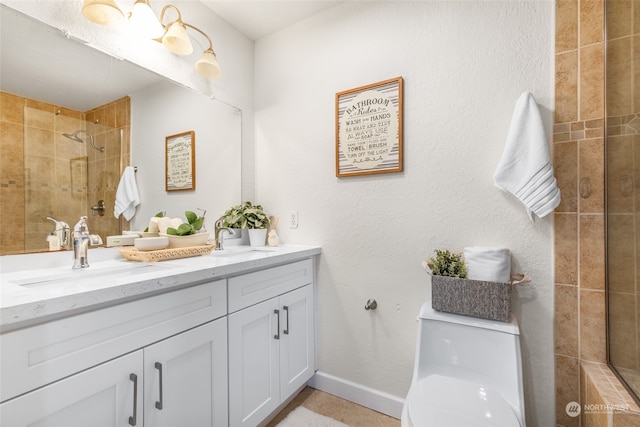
left=214, top=219, right=232, bottom=251
left=72, top=216, right=103, bottom=269
left=46, top=216, right=71, bottom=250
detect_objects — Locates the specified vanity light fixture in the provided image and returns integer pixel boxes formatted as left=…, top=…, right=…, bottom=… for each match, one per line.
left=82, top=0, right=125, bottom=26
left=128, top=0, right=164, bottom=38
left=81, top=0, right=221, bottom=79
left=156, top=4, right=221, bottom=78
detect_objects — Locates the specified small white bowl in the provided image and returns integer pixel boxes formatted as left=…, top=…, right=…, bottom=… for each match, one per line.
left=160, top=232, right=210, bottom=248
left=134, top=236, right=169, bottom=251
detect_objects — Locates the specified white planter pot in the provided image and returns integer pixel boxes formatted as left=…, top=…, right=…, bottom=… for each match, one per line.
left=248, top=228, right=267, bottom=247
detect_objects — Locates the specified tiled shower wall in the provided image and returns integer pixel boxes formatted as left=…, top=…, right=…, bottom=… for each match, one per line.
left=0, top=92, right=130, bottom=255
left=554, top=0, right=640, bottom=426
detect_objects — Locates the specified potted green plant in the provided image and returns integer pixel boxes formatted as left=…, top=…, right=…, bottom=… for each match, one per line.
left=426, top=249, right=467, bottom=278
left=219, top=202, right=270, bottom=247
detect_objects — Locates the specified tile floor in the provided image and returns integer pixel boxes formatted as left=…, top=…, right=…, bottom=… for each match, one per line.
left=267, top=387, right=400, bottom=427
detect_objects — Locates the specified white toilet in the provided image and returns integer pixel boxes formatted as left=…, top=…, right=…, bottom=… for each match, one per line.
left=402, top=301, right=526, bottom=427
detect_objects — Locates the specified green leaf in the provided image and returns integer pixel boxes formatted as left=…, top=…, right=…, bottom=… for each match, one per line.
left=155, top=211, right=164, bottom=217
left=185, top=210, right=197, bottom=224
left=166, top=227, right=179, bottom=235
left=177, top=223, right=194, bottom=235
left=192, top=217, right=204, bottom=230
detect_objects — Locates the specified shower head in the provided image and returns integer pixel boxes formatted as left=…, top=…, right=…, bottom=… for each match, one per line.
left=62, top=130, right=105, bottom=153
left=62, top=132, right=84, bottom=143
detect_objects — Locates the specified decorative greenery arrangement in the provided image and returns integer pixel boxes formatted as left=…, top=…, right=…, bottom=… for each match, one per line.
left=166, top=210, right=205, bottom=236
left=219, top=202, right=270, bottom=229
left=427, top=249, right=467, bottom=278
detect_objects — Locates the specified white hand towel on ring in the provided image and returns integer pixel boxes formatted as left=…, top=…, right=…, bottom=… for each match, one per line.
left=494, top=92, right=561, bottom=221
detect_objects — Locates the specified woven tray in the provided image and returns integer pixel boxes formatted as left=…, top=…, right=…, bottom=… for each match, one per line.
left=119, top=245, right=215, bottom=262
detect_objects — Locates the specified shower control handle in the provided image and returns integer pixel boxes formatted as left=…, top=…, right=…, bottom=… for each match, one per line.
left=90, top=200, right=106, bottom=217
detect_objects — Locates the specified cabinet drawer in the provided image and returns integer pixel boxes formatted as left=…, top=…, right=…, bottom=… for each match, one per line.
left=1, top=279, right=226, bottom=403
left=228, top=259, right=313, bottom=313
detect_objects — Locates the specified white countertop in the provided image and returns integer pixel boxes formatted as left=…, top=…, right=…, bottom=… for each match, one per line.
left=1, top=245, right=321, bottom=331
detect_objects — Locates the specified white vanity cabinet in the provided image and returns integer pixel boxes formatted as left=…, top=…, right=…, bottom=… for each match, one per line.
left=0, top=350, right=144, bottom=427
left=0, top=280, right=228, bottom=427
left=143, top=317, right=228, bottom=427
left=0, top=247, right=320, bottom=427
left=228, top=259, right=315, bottom=426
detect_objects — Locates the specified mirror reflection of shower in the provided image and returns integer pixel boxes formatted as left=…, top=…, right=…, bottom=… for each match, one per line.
left=62, top=130, right=105, bottom=153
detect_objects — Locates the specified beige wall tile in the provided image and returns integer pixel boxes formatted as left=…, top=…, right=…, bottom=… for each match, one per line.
left=558, top=0, right=579, bottom=53
left=607, top=214, right=635, bottom=293
left=634, top=35, right=640, bottom=111
left=556, top=284, right=580, bottom=356
left=579, top=43, right=605, bottom=121
left=24, top=127, right=54, bottom=159
left=579, top=214, right=605, bottom=290
left=580, top=0, right=604, bottom=46
left=606, top=135, right=635, bottom=213
left=556, top=51, right=579, bottom=123
left=606, top=36, right=633, bottom=117
left=555, top=140, right=578, bottom=213
left=608, top=291, right=638, bottom=370
left=1, top=92, right=25, bottom=124
left=580, top=289, right=606, bottom=362
left=556, top=354, right=581, bottom=427
left=24, top=107, right=54, bottom=131
left=605, top=0, right=632, bottom=40
left=579, top=138, right=604, bottom=213
left=555, top=213, right=579, bottom=285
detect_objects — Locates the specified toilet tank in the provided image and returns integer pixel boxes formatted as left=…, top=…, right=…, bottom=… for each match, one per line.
left=414, top=301, right=524, bottom=415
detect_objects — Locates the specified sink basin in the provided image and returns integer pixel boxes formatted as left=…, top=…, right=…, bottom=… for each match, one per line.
left=11, top=263, right=170, bottom=288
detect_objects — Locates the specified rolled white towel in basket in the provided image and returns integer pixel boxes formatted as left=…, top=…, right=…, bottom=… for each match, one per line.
left=464, top=246, right=511, bottom=283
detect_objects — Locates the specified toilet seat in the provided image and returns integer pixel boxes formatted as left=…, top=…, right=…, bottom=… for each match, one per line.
left=404, top=375, right=521, bottom=427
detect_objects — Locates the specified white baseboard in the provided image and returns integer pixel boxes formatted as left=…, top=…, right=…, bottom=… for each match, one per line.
left=307, top=371, right=405, bottom=419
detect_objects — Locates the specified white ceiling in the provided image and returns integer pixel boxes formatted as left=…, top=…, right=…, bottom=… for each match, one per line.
left=201, top=1, right=343, bottom=40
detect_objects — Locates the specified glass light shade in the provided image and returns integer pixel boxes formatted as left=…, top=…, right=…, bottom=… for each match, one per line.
left=162, top=21, right=193, bottom=55
left=129, top=0, right=164, bottom=39
left=82, top=0, right=125, bottom=26
left=195, top=50, right=221, bottom=79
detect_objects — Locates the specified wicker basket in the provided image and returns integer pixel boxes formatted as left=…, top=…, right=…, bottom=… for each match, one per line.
left=119, top=245, right=215, bottom=262
left=431, top=275, right=512, bottom=322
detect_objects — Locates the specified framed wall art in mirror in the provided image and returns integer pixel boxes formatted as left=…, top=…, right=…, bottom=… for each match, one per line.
left=165, top=131, right=196, bottom=192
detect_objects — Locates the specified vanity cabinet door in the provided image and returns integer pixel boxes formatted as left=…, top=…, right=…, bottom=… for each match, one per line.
left=0, top=351, right=143, bottom=427
left=228, top=284, right=315, bottom=426
left=228, top=297, right=281, bottom=427
left=280, top=284, right=315, bottom=398
left=144, top=318, right=228, bottom=427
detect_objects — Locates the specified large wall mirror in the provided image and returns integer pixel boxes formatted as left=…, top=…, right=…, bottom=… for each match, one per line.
left=605, top=0, right=640, bottom=404
left=0, top=4, right=241, bottom=255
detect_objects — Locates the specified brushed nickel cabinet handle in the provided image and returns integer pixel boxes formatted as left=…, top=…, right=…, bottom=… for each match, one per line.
left=274, top=309, right=280, bottom=339
left=129, top=373, right=138, bottom=426
left=283, top=306, right=289, bottom=335
left=155, top=362, right=164, bottom=410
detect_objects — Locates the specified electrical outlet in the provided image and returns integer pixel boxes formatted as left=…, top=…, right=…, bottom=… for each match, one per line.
left=289, top=210, right=299, bottom=228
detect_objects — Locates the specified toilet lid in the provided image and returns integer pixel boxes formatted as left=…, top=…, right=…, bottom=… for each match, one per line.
left=406, top=375, right=521, bottom=427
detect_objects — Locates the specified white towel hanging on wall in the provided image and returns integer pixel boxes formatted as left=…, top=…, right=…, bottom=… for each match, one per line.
left=494, top=91, right=561, bottom=220
left=114, top=166, right=140, bottom=221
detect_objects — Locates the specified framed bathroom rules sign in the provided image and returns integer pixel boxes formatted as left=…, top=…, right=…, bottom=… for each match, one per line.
left=165, top=130, right=195, bottom=191
left=335, top=77, right=403, bottom=177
